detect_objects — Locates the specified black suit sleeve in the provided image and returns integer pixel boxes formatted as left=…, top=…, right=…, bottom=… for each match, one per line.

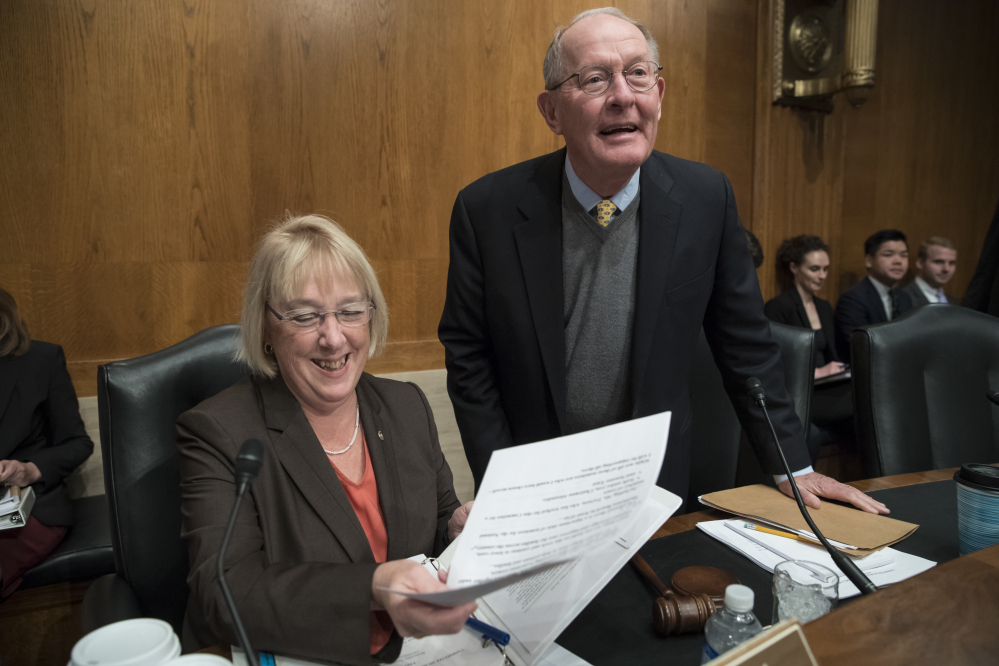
left=702, top=176, right=811, bottom=476
left=438, top=192, right=515, bottom=484
left=22, top=346, right=94, bottom=492
left=833, top=288, right=869, bottom=363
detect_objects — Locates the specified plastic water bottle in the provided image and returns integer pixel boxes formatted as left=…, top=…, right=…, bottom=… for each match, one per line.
left=700, top=584, right=763, bottom=663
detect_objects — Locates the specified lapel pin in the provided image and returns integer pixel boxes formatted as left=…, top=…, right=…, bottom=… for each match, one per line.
left=377, top=431, right=384, bottom=440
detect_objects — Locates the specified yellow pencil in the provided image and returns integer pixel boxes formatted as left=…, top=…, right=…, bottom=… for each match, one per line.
left=744, top=523, right=814, bottom=543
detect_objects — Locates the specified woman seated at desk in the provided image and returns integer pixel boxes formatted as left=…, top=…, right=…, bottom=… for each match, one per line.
left=179, top=215, right=475, bottom=664
left=763, top=235, right=853, bottom=463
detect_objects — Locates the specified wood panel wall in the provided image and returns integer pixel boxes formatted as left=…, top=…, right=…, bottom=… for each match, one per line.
left=751, top=0, right=999, bottom=303
left=1, top=0, right=997, bottom=397
left=0, top=0, right=756, bottom=396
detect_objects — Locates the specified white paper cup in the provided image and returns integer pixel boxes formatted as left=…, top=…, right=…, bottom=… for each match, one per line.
left=167, top=656, right=233, bottom=665
left=71, top=618, right=181, bottom=666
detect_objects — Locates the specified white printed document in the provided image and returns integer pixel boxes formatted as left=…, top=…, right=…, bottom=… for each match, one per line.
left=438, top=485, right=681, bottom=666
left=697, top=519, right=936, bottom=597
left=386, top=412, right=672, bottom=607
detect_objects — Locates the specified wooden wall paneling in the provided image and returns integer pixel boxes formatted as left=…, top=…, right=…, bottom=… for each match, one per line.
left=751, top=0, right=848, bottom=303
left=840, top=0, right=999, bottom=300
left=17, top=0, right=995, bottom=398
left=702, top=0, right=758, bottom=227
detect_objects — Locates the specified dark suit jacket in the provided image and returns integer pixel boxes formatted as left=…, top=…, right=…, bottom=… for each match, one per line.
left=438, top=148, right=810, bottom=504
left=0, top=341, right=93, bottom=526
left=902, top=280, right=931, bottom=307
left=178, top=373, right=460, bottom=665
left=764, top=289, right=840, bottom=364
left=833, top=277, right=914, bottom=361
left=902, top=279, right=954, bottom=307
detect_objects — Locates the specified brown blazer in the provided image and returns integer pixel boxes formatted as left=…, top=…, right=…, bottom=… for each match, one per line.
left=178, top=372, right=460, bottom=665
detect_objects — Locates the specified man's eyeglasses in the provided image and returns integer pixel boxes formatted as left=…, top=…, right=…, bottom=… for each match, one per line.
left=266, top=301, right=375, bottom=330
left=549, top=61, right=662, bottom=96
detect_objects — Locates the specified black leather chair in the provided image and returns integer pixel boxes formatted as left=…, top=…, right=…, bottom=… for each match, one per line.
left=687, top=323, right=815, bottom=508
left=851, top=304, right=999, bottom=477
left=81, top=325, right=249, bottom=634
left=20, top=494, right=114, bottom=589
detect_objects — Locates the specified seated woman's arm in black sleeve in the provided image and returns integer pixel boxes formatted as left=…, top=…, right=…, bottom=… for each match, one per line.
left=28, top=345, right=94, bottom=493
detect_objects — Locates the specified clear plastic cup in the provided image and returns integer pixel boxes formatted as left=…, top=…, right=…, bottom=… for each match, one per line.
left=772, top=560, right=839, bottom=623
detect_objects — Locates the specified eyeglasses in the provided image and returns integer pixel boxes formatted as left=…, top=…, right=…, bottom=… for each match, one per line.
left=266, top=301, right=375, bottom=330
left=549, top=61, right=663, bottom=96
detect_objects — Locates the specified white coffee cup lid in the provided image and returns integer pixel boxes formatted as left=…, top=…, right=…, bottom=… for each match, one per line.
left=71, top=618, right=181, bottom=666
left=167, top=655, right=233, bottom=665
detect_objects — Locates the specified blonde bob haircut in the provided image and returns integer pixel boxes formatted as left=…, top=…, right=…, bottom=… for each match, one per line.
left=237, top=214, right=389, bottom=378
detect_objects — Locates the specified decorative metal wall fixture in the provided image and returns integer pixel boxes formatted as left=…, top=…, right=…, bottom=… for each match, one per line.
left=773, top=0, right=879, bottom=112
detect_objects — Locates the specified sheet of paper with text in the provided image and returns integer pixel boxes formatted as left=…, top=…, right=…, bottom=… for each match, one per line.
left=448, top=411, right=670, bottom=589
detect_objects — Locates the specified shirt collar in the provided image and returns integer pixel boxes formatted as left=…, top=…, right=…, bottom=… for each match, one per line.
left=867, top=275, right=893, bottom=299
left=914, top=276, right=941, bottom=302
left=564, top=155, right=641, bottom=213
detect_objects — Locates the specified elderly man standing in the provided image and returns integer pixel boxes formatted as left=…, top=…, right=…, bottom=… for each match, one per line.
left=438, top=8, right=886, bottom=514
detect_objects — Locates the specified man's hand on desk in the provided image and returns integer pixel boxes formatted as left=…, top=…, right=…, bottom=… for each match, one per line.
left=778, top=472, right=889, bottom=515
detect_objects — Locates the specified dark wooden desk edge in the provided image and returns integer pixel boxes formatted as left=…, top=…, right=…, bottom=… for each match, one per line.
left=651, top=467, right=961, bottom=539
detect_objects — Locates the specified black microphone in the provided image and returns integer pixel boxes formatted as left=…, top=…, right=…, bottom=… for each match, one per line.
left=987, top=390, right=999, bottom=407
left=218, top=439, right=265, bottom=666
left=745, top=378, right=879, bottom=596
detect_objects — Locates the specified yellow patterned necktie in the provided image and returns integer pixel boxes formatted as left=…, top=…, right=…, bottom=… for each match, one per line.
left=595, top=199, right=618, bottom=227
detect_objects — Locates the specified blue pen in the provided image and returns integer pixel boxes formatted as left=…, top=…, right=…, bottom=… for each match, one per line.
left=465, top=616, right=511, bottom=646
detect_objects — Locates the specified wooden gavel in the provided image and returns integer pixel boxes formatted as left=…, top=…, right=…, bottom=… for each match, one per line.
left=631, top=554, right=740, bottom=636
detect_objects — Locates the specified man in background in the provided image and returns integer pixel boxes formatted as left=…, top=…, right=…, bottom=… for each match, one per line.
left=903, top=237, right=957, bottom=306
left=439, top=8, right=886, bottom=514
left=834, top=229, right=915, bottom=360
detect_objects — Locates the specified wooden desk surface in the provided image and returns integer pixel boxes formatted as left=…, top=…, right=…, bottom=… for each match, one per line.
left=651, top=467, right=999, bottom=666
left=651, top=467, right=960, bottom=539
left=804, top=544, right=999, bottom=665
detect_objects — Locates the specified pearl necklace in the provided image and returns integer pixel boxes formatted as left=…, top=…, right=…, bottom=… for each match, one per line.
left=323, top=406, right=360, bottom=456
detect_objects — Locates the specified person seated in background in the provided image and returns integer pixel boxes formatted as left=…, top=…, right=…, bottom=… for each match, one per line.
left=763, top=236, right=851, bottom=464
left=178, top=215, right=476, bottom=664
left=833, top=229, right=914, bottom=361
left=903, top=236, right=957, bottom=306
left=0, top=288, right=94, bottom=598
left=764, top=235, right=845, bottom=380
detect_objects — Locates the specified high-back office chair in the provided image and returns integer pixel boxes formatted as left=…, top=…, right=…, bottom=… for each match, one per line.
left=851, top=304, right=999, bottom=477
left=687, top=323, right=815, bottom=508
left=19, top=494, right=114, bottom=590
left=81, top=325, right=249, bottom=634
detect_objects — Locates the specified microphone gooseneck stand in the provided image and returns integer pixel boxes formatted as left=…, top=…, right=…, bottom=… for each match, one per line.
left=217, top=439, right=266, bottom=666
left=745, top=378, right=879, bottom=596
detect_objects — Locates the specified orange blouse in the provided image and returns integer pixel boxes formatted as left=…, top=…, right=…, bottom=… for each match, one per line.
left=329, top=432, right=393, bottom=654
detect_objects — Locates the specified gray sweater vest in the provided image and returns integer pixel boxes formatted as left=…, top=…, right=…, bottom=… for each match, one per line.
left=562, top=173, right=640, bottom=435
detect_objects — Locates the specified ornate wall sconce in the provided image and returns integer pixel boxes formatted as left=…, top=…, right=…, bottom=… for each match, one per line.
left=773, top=0, right=879, bottom=112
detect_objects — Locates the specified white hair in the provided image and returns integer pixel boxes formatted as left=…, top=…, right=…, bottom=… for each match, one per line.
left=542, top=8, right=660, bottom=90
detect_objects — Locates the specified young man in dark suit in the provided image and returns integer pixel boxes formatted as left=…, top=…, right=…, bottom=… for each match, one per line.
left=439, top=8, right=886, bottom=514
left=902, top=237, right=958, bottom=306
left=833, top=229, right=915, bottom=361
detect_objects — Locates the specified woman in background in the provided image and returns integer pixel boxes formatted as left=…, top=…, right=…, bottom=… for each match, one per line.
left=764, top=236, right=853, bottom=465
left=764, top=235, right=845, bottom=378
left=0, top=288, right=94, bottom=597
